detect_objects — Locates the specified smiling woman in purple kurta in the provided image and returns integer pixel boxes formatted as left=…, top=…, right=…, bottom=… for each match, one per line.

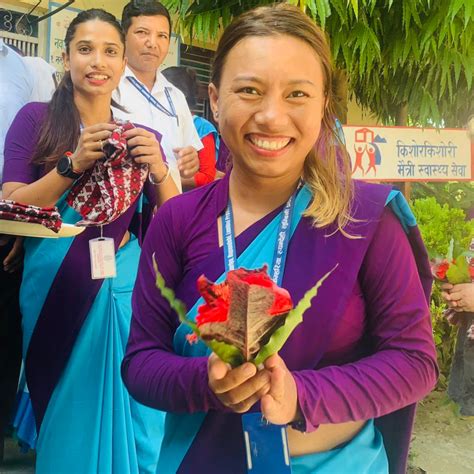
left=122, top=4, right=437, bottom=474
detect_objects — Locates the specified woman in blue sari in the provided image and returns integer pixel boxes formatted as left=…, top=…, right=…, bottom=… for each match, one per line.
left=122, top=4, right=437, bottom=474
left=2, top=9, right=177, bottom=473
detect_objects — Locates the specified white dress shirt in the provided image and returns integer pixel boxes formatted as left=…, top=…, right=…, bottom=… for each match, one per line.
left=23, top=56, right=56, bottom=102
left=0, top=39, right=33, bottom=185
left=113, top=67, right=203, bottom=191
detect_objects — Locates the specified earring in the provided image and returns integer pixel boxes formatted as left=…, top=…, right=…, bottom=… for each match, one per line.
left=214, top=111, right=219, bottom=119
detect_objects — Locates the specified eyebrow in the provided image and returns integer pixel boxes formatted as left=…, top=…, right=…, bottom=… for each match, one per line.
left=233, top=75, right=316, bottom=87
left=76, top=40, right=120, bottom=47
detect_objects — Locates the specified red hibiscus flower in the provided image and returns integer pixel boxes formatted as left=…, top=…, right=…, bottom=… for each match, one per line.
left=435, top=260, right=450, bottom=281
left=196, top=266, right=293, bottom=328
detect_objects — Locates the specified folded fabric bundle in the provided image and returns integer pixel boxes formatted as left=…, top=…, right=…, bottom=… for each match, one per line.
left=67, top=120, right=148, bottom=227
left=0, top=200, right=62, bottom=233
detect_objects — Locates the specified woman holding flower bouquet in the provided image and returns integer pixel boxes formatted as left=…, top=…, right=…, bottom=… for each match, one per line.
left=441, top=244, right=474, bottom=416
left=123, top=4, right=437, bottom=474
left=2, top=9, right=177, bottom=473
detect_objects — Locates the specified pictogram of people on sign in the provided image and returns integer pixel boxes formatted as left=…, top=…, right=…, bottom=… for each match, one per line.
left=352, top=127, right=386, bottom=176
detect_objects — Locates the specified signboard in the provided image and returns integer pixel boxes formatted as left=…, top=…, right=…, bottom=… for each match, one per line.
left=47, top=1, right=82, bottom=82
left=343, top=125, right=472, bottom=181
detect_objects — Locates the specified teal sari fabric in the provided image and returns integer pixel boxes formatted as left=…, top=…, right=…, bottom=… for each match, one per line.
left=157, top=186, right=422, bottom=474
left=17, top=194, right=164, bottom=474
left=291, top=420, right=387, bottom=474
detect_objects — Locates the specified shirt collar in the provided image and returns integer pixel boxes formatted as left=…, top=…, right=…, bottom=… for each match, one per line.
left=124, top=66, right=169, bottom=94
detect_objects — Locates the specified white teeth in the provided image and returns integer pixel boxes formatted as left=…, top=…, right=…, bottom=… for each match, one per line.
left=88, top=74, right=108, bottom=80
left=250, top=137, right=291, bottom=151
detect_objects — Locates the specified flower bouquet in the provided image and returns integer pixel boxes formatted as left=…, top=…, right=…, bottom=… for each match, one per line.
left=154, top=260, right=336, bottom=367
left=430, top=239, right=474, bottom=284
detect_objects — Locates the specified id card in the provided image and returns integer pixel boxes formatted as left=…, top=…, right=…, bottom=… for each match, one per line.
left=242, top=413, right=292, bottom=473
left=89, top=237, right=116, bottom=279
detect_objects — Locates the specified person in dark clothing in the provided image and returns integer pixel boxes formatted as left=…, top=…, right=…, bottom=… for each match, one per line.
left=0, top=236, right=22, bottom=462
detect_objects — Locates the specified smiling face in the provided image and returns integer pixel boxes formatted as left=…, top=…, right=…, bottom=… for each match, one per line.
left=125, top=15, right=170, bottom=75
left=63, top=19, right=126, bottom=98
left=209, top=34, right=326, bottom=181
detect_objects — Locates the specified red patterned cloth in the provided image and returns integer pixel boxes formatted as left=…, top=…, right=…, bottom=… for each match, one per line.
left=0, top=200, right=62, bottom=233
left=66, top=121, right=148, bottom=227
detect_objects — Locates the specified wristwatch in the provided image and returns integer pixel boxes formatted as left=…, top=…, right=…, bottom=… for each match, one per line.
left=56, top=152, right=83, bottom=180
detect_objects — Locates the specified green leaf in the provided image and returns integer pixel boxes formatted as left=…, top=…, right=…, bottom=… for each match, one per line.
left=461, top=54, right=473, bottom=90
left=447, top=238, right=454, bottom=261
left=449, top=0, right=464, bottom=22
left=206, top=339, right=245, bottom=367
left=253, top=265, right=337, bottom=367
left=331, top=0, right=348, bottom=23
left=348, top=0, right=358, bottom=19
left=446, top=257, right=471, bottom=284
left=153, top=256, right=189, bottom=326
left=464, top=1, right=473, bottom=28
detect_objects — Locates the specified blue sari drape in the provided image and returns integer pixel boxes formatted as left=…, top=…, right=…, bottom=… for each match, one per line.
left=157, top=185, right=427, bottom=474
left=16, top=191, right=164, bottom=474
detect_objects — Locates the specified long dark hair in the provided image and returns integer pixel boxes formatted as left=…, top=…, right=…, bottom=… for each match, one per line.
left=32, top=9, right=125, bottom=167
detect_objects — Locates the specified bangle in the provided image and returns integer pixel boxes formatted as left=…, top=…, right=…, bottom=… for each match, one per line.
left=148, top=163, right=170, bottom=185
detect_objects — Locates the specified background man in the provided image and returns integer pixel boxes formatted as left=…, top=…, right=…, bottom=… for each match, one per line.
left=114, top=1, right=201, bottom=191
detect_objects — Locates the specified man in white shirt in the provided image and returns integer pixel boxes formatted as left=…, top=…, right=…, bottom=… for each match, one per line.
left=0, top=39, right=32, bottom=461
left=22, top=56, right=57, bottom=102
left=0, top=39, right=33, bottom=185
left=113, top=1, right=202, bottom=191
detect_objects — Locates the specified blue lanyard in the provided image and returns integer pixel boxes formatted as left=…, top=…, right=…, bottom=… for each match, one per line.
left=222, top=185, right=300, bottom=286
left=127, top=76, right=179, bottom=126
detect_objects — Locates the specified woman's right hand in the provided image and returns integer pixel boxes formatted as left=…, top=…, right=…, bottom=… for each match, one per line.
left=208, top=353, right=271, bottom=413
left=71, top=123, right=117, bottom=172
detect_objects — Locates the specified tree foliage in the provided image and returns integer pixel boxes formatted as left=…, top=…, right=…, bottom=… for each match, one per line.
left=163, top=0, right=473, bottom=126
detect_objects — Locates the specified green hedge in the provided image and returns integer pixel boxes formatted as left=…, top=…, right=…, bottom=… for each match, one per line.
left=411, top=195, right=473, bottom=386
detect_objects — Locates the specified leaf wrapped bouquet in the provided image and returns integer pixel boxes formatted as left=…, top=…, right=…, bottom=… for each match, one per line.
left=154, top=259, right=335, bottom=367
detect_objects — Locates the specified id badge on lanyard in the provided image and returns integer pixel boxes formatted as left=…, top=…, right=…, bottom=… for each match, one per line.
left=242, top=413, right=292, bottom=473
left=223, top=184, right=301, bottom=473
left=89, top=226, right=116, bottom=279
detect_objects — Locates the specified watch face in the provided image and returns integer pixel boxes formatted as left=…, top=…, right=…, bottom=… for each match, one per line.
left=57, top=155, right=71, bottom=175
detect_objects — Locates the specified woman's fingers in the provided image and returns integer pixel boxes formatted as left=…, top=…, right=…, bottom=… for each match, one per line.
left=228, top=383, right=271, bottom=413
left=126, top=135, right=157, bottom=148
left=129, top=145, right=158, bottom=158
left=209, top=360, right=257, bottom=394
left=124, top=127, right=154, bottom=141
left=86, top=129, right=114, bottom=143
left=83, top=123, right=117, bottom=134
left=218, top=370, right=271, bottom=407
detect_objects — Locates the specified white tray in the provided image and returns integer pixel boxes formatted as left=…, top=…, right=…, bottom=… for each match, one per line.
left=0, top=219, right=85, bottom=238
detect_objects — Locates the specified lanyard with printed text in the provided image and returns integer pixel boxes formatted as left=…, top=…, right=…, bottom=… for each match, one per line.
left=127, top=76, right=179, bottom=126
left=222, top=184, right=301, bottom=286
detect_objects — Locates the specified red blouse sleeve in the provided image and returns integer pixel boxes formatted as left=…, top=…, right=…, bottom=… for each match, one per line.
left=194, top=134, right=216, bottom=187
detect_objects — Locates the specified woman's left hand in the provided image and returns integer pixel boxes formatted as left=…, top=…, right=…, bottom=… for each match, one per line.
left=261, top=354, right=301, bottom=425
left=2, top=237, right=23, bottom=273
left=443, top=282, right=474, bottom=313
left=124, top=127, right=167, bottom=177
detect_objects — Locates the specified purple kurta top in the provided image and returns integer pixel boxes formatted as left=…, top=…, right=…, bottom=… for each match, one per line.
left=122, top=173, right=437, bottom=473
left=2, top=101, right=160, bottom=430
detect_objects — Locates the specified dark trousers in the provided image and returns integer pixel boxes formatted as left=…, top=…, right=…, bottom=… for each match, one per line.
left=0, top=240, right=22, bottom=460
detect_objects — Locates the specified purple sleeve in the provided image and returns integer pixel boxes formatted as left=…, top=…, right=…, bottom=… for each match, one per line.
left=2, top=103, right=45, bottom=185
left=121, top=200, right=225, bottom=413
left=133, top=122, right=168, bottom=164
left=293, top=208, right=438, bottom=432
